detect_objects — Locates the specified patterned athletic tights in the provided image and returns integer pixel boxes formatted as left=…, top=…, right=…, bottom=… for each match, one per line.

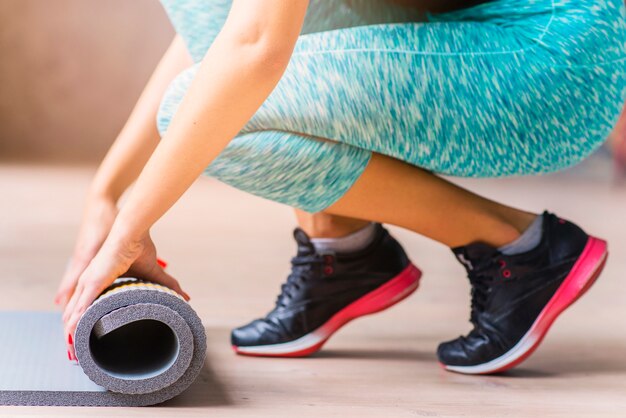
left=158, top=0, right=626, bottom=212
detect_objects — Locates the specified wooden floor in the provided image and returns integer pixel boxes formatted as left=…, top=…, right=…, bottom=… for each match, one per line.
left=1, top=163, right=626, bottom=417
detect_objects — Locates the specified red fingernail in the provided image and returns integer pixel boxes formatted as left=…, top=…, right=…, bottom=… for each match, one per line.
left=157, top=258, right=168, bottom=269
left=68, top=334, right=73, bottom=345
left=67, top=350, right=71, bottom=361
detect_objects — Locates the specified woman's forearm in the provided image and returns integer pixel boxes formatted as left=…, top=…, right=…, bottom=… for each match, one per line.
left=89, top=35, right=193, bottom=202
left=113, top=0, right=309, bottom=239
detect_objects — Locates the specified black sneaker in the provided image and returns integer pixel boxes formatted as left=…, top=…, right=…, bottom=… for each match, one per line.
left=231, top=224, right=421, bottom=357
left=438, top=212, right=608, bottom=374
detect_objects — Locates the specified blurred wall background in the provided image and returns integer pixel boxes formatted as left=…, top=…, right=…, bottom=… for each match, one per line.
left=0, top=0, right=174, bottom=162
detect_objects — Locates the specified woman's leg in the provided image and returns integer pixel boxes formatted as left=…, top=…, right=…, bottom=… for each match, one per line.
left=292, top=0, right=485, bottom=242
left=154, top=0, right=622, bottom=263
left=293, top=151, right=536, bottom=248
left=327, top=153, right=535, bottom=248
left=294, top=210, right=370, bottom=238
left=225, top=0, right=619, bottom=372
left=159, top=0, right=427, bottom=240
left=222, top=0, right=623, bottom=242
left=156, top=0, right=543, bottom=247
left=158, top=0, right=623, bottom=368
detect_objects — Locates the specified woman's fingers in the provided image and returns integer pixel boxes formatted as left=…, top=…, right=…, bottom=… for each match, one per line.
left=57, top=199, right=118, bottom=307
left=150, top=267, right=190, bottom=301
left=62, top=281, right=83, bottom=361
left=63, top=266, right=188, bottom=362
left=63, top=266, right=115, bottom=361
left=63, top=267, right=188, bottom=362
left=62, top=279, right=83, bottom=324
left=61, top=231, right=190, bottom=362
left=62, top=248, right=123, bottom=360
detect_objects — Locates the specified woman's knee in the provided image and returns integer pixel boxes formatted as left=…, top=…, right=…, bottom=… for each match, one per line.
left=156, top=65, right=199, bottom=136
left=205, top=131, right=371, bottom=212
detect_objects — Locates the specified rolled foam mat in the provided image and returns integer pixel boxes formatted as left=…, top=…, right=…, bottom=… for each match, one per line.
left=0, top=278, right=206, bottom=406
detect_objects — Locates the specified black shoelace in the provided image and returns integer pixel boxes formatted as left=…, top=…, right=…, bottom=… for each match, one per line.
left=275, top=254, right=325, bottom=308
left=467, top=260, right=499, bottom=326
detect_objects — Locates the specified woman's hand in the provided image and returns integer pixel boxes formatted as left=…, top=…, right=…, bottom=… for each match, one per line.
left=56, top=34, right=194, bottom=307
left=62, top=228, right=189, bottom=361
left=55, top=197, right=118, bottom=307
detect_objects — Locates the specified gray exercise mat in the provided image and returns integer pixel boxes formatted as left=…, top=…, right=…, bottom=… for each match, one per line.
left=0, top=278, right=206, bottom=406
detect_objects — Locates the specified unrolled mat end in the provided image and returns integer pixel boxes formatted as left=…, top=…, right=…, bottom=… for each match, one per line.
left=0, top=278, right=207, bottom=407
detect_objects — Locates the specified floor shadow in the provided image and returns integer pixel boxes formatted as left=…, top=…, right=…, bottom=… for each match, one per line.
left=315, top=348, right=436, bottom=363
left=485, top=368, right=556, bottom=379
left=317, top=340, right=626, bottom=379
left=162, top=356, right=233, bottom=408
left=536, top=354, right=626, bottom=377
left=463, top=342, right=626, bottom=379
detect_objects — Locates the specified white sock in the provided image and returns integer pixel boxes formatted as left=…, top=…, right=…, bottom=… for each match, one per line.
left=310, top=223, right=377, bottom=253
left=498, top=214, right=544, bottom=255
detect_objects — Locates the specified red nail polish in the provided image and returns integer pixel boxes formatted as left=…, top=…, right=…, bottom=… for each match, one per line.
left=67, top=350, right=71, bottom=361
left=68, top=334, right=73, bottom=345
left=157, top=258, right=168, bottom=269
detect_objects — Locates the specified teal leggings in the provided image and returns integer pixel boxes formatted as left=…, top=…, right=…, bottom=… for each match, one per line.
left=158, top=0, right=626, bottom=213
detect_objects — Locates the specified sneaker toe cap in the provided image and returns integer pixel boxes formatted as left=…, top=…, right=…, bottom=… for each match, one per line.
left=231, top=319, right=281, bottom=347
left=437, top=338, right=475, bottom=367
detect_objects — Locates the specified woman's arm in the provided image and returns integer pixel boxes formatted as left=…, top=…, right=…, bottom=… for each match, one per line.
left=90, top=35, right=192, bottom=202
left=63, top=0, right=309, bottom=352
left=55, top=35, right=192, bottom=307
left=115, top=0, right=309, bottom=235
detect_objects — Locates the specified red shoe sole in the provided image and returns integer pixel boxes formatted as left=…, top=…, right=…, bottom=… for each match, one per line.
left=233, top=263, right=422, bottom=357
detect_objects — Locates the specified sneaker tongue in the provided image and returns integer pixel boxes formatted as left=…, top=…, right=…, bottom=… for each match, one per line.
left=293, top=228, right=316, bottom=256
left=452, top=242, right=499, bottom=271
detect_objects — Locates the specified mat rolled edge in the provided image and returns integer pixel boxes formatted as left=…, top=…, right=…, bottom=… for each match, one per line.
left=74, top=278, right=207, bottom=406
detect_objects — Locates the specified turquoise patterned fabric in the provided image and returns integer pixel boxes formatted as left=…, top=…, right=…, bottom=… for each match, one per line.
left=157, top=0, right=626, bottom=212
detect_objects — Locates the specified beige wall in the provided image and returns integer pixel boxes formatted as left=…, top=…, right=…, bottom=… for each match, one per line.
left=0, top=0, right=174, bottom=162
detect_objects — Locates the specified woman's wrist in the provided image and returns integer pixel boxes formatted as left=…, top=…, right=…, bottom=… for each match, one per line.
left=87, top=181, right=123, bottom=204
left=82, top=193, right=119, bottom=227
left=108, top=209, right=149, bottom=248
